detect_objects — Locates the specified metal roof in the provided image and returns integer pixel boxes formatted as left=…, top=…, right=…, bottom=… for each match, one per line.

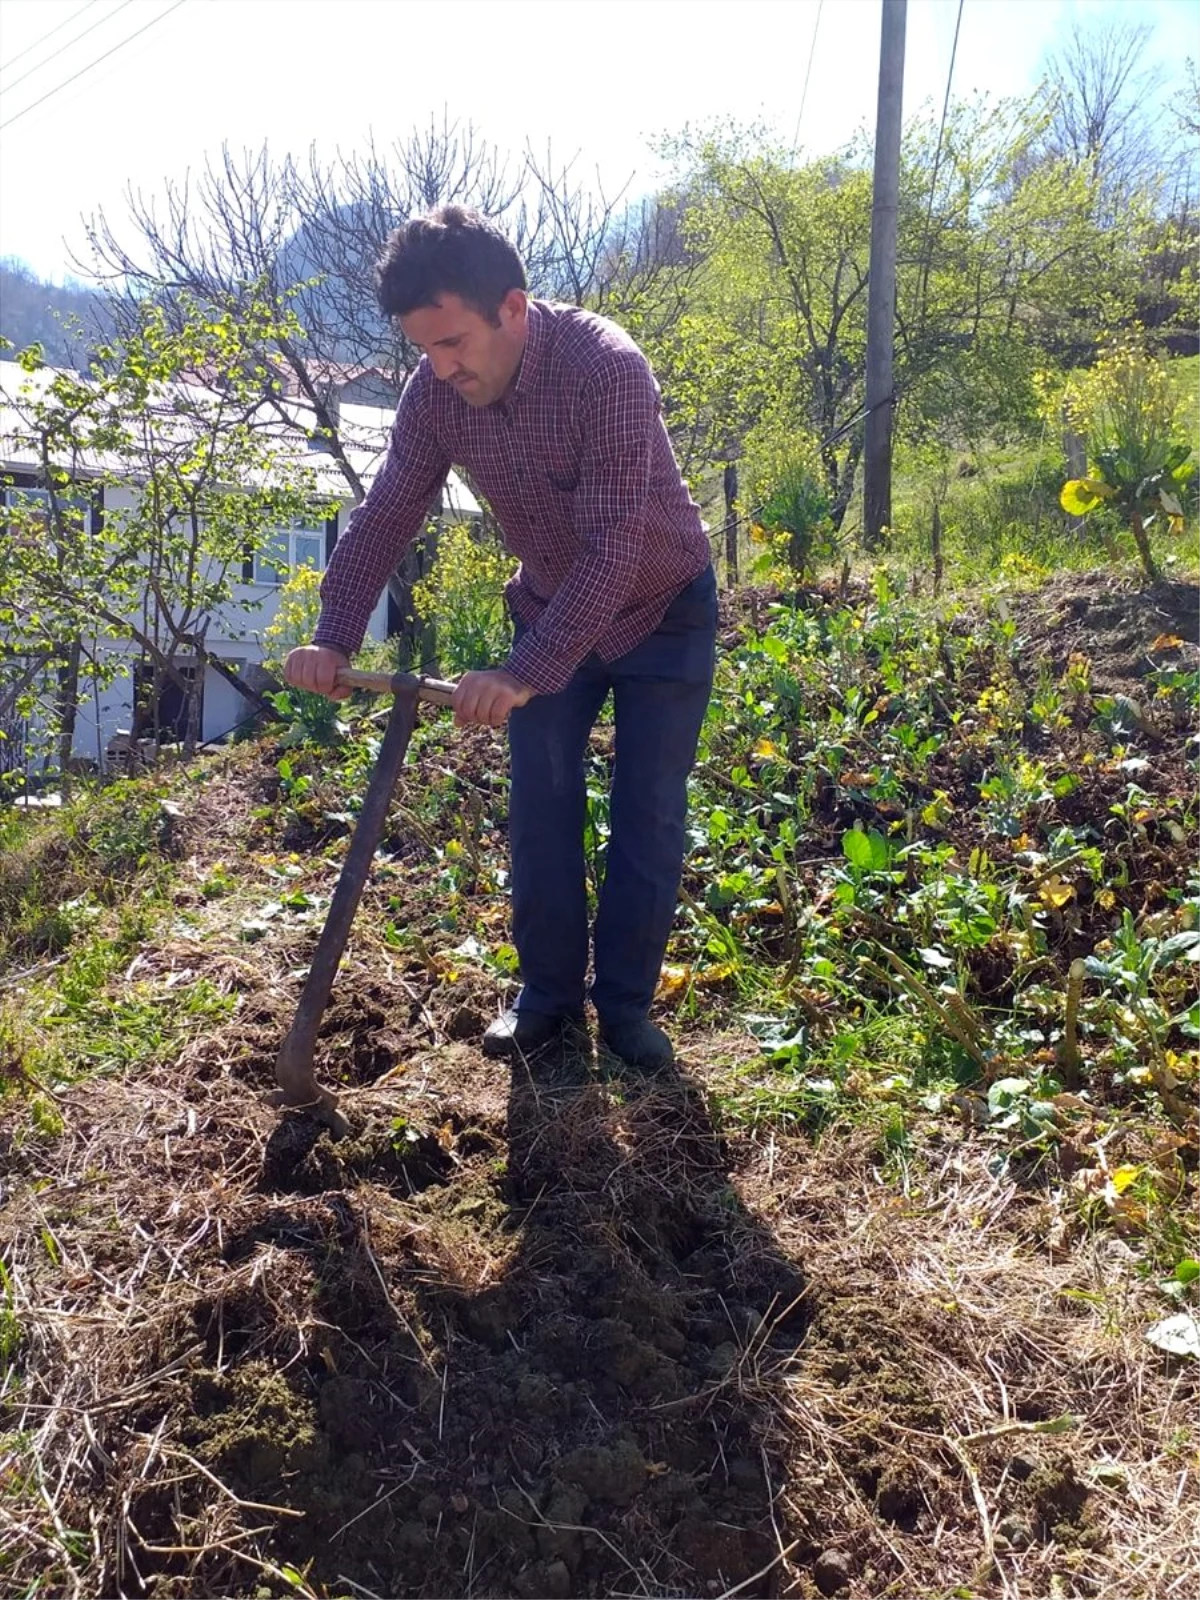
left=0, top=361, right=481, bottom=517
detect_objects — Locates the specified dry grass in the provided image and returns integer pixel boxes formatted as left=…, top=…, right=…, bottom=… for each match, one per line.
left=0, top=1017, right=1195, bottom=1598
left=726, top=1118, right=1200, bottom=1598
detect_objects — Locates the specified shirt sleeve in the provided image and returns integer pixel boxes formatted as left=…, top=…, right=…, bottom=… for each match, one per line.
left=313, top=370, right=450, bottom=657
left=505, top=351, right=656, bottom=695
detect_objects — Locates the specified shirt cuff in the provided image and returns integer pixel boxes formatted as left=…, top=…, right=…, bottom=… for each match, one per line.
left=505, top=631, right=575, bottom=696
left=312, top=617, right=362, bottom=658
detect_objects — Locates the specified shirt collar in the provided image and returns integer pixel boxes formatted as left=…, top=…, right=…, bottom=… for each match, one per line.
left=505, top=298, right=548, bottom=407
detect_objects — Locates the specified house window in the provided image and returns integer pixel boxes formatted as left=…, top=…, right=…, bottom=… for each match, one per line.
left=132, top=659, right=202, bottom=744
left=253, top=521, right=325, bottom=585
left=2, top=483, right=90, bottom=540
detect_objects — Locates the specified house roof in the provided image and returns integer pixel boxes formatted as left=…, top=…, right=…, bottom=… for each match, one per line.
left=0, top=360, right=480, bottom=517
left=276, top=360, right=401, bottom=398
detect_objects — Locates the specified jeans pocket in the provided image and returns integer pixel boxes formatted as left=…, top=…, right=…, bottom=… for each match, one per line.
left=661, top=565, right=717, bottom=634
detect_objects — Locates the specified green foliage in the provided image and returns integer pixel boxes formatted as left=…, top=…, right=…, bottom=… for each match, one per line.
left=412, top=522, right=516, bottom=674
left=21, top=923, right=235, bottom=1081
left=260, top=566, right=346, bottom=744
left=752, top=456, right=835, bottom=580
left=646, top=97, right=1150, bottom=539
left=263, top=565, right=324, bottom=663
left=676, top=576, right=1197, bottom=1162
left=1057, top=333, right=1195, bottom=579
left=0, top=1258, right=21, bottom=1370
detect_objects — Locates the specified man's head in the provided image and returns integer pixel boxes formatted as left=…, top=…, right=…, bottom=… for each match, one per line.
left=375, top=205, right=529, bottom=406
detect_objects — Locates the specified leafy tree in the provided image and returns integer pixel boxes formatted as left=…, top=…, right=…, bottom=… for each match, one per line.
left=649, top=99, right=1139, bottom=538
left=0, top=288, right=326, bottom=772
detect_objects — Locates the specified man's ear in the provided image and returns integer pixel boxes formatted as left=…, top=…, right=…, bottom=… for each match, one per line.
left=500, top=288, right=528, bottom=329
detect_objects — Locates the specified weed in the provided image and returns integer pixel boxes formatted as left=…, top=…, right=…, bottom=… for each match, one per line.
left=0, top=1259, right=20, bottom=1370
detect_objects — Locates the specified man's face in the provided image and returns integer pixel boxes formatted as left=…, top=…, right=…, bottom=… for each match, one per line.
left=399, top=289, right=527, bottom=407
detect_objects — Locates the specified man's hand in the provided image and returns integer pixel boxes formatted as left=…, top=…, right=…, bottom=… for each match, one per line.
left=284, top=645, right=351, bottom=700
left=453, top=668, right=534, bottom=728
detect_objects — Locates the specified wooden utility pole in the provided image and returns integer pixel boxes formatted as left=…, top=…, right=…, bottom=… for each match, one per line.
left=863, top=0, right=907, bottom=547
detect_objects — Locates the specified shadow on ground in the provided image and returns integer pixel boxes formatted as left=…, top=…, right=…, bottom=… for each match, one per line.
left=211, top=1039, right=811, bottom=1598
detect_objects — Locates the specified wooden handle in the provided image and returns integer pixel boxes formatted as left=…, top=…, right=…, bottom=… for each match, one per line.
left=335, top=667, right=458, bottom=707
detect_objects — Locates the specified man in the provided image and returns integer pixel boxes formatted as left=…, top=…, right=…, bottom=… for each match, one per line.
left=285, top=206, right=715, bottom=1069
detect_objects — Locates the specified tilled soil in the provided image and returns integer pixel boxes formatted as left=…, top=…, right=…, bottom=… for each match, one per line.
left=1, top=1010, right=1193, bottom=1599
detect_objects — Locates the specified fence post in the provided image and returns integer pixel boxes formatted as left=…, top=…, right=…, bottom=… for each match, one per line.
left=723, top=463, right=739, bottom=589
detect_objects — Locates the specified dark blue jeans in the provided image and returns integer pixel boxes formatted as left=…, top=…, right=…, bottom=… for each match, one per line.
left=507, top=566, right=717, bottom=1028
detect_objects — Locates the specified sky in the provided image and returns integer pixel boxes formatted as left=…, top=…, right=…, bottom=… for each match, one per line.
left=0, top=0, right=1196, bottom=283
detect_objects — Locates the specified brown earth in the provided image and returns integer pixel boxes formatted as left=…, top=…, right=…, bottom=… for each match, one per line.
left=6, top=1022, right=1194, bottom=1600
left=996, top=571, right=1199, bottom=695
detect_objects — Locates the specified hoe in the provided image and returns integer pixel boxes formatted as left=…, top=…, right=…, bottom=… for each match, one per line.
left=270, top=666, right=457, bottom=1138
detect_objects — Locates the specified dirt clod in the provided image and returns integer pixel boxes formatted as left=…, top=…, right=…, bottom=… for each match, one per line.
left=814, top=1547, right=854, bottom=1595
left=554, top=1438, right=648, bottom=1505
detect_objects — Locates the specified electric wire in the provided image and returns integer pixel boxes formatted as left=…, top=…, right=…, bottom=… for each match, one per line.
left=0, top=0, right=102, bottom=78
left=790, top=0, right=824, bottom=157
left=912, top=0, right=965, bottom=324
left=0, top=0, right=136, bottom=98
left=0, top=0, right=186, bottom=132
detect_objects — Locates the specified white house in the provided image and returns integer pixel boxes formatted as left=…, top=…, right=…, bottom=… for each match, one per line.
left=0, top=359, right=479, bottom=772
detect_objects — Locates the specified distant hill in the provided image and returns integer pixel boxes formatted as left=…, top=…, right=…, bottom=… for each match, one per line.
left=276, top=202, right=395, bottom=366
left=0, top=259, right=116, bottom=369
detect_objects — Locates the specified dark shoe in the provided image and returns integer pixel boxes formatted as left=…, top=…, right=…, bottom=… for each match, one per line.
left=598, top=1017, right=675, bottom=1070
left=482, top=1008, right=584, bottom=1058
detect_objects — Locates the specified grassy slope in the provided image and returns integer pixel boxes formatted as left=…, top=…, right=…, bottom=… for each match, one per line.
left=872, top=354, right=1200, bottom=590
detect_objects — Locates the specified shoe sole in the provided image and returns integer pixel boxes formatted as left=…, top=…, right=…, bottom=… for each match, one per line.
left=598, top=1041, right=674, bottom=1072
left=481, top=1021, right=588, bottom=1058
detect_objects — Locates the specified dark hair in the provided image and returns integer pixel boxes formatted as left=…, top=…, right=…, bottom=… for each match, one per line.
left=374, top=205, right=526, bottom=324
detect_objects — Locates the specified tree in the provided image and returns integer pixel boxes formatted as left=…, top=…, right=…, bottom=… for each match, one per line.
left=1040, top=16, right=1167, bottom=222
left=0, top=289, right=326, bottom=774
left=648, top=96, right=1147, bottom=544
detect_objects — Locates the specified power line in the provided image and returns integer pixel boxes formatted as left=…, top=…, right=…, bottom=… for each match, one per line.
left=791, top=0, right=824, bottom=157
left=0, top=0, right=187, bottom=133
left=0, top=0, right=102, bottom=78
left=0, top=0, right=136, bottom=98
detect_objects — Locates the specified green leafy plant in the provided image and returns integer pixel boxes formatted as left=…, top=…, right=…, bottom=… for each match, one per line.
left=1060, top=333, right=1195, bottom=580
left=0, top=1258, right=21, bottom=1369
left=1084, top=910, right=1199, bottom=1120
left=754, top=462, right=835, bottom=579
left=262, top=566, right=348, bottom=745
left=412, top=522, right=516, bottom=673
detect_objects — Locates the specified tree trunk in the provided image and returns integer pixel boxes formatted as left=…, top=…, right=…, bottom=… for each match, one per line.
left=184, top=668, right=203, bottom=757
left=931, top=500, right=943, bottom=596
left=723, top=464, right=739, bottom=589
left=55, top=638, right=82, bottom=792
left=390, top=525, right=440, bottom=673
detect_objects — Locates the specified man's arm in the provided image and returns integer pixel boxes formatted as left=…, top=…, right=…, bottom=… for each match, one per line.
left=312, top=373, right=451, bottom=660
left=504, top=351, right=657, bottom=696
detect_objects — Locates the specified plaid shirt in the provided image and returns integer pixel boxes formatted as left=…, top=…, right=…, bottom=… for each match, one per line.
left=313, top=300, right=711, bottom=695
